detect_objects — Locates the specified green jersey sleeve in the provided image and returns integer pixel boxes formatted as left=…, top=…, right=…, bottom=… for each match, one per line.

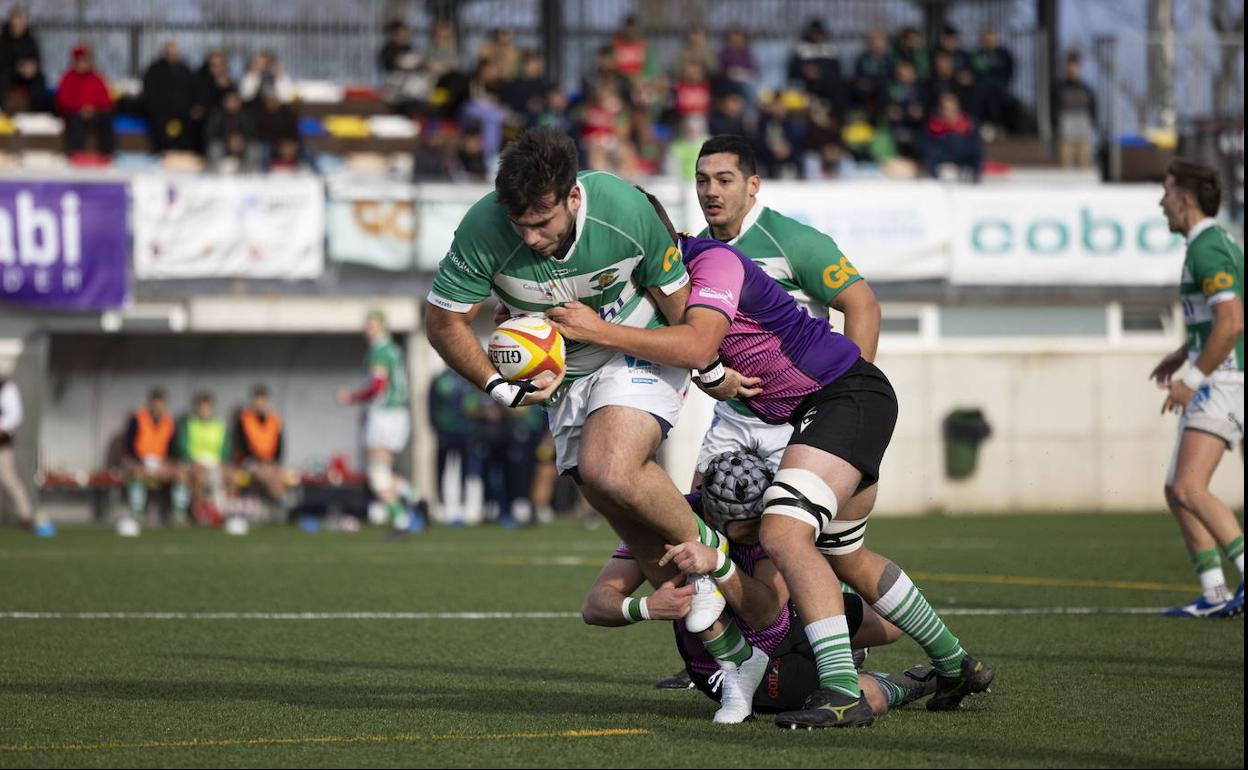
left=628, top=188, right=687, bottom=295
left=428, top=193, right=512, bottom=312
left=785, top=225, right=863, bottom=305
left=1189, top=233, right=1241, bottom=305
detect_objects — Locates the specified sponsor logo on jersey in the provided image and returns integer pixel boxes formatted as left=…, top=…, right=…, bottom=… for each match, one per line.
left=446, top=249, right=469, bottom=273
left=1202, top=272, right=1235, bottom=296
left=522, top=281, right=556, bottom=300
left=697, top=287, right=736, bottom=304
left=590, top=268, right=620, bottom=291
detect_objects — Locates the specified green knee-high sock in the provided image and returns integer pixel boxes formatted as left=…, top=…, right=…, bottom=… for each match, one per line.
left=872, top=570, right=966, bottom=677
left=703, top=618, right=754, bottom=667
left=804, top=615, right=859, bottom=697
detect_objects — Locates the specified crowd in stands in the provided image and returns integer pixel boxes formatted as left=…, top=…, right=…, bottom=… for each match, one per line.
left=0, top=4, right=1098, bottom=180
left=386, top=16, right=1037, bottom=182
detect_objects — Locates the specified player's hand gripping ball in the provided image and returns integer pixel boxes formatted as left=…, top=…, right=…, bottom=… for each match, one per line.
left=701, top=450, right=774, bottom=530
left=488, top=316, right=566, bottom=381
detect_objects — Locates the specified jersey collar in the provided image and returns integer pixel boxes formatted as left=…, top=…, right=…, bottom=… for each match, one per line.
left=1186, top=217, right=1217, bottom=246
left=726, top=200, right=763, bottom=246
left=555, top=179, right=590, bottom=262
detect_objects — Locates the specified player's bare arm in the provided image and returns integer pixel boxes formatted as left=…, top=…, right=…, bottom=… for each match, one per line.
left=581, top=557, right=694, bottom=627
left=830, top=280, right=882, bottom=363
left=426, top=303, right=561, bottom=406
left=548, top=301, right=727, bottom=370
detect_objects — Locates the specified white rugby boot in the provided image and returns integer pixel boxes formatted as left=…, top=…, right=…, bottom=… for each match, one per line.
left=710, top=647, right=769, bottom=723
left=684, top=573, right=726, bottom=633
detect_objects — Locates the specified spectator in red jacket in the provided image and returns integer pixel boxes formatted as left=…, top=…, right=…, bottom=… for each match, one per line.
left=922, top=91, right=981, bottom=181
left=55, top=43, right=114, bottom=156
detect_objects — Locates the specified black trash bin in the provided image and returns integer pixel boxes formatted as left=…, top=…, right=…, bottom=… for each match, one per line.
left=943, top=409, right=992, bottom=480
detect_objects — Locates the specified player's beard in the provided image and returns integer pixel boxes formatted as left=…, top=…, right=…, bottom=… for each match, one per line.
left=549, top=220, right=577, bottom=260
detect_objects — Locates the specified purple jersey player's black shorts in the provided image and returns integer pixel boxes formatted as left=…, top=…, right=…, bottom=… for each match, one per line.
left=785, top=358, right=898, bottom=490
left=683, top=594, right=865, bottom=713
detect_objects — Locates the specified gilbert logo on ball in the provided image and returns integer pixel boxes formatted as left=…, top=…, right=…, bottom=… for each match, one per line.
left=488, top=316, right=566, bottom=381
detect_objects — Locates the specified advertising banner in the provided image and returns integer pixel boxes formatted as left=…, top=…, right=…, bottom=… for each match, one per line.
left=688, top=181, right=956, bottom=282
left=0, top=180, right=128, bottom=310
left=327, top=176, right=416, bottom=271
left=948, top=186, right=1185, bottom=285
left=132, top=175, right=324, bottom=279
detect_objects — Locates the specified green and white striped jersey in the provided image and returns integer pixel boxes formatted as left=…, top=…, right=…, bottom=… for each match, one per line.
left=428, top=171, right=687, bottom=380
left=1180, top=219, right=1244, bottom=377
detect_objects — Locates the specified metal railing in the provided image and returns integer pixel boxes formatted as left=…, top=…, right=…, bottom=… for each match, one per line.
left=1094, top=31, right=1244, bottom=183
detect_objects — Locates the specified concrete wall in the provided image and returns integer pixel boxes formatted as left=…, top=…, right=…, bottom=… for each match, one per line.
left=662, top=341, right=1244, bottom=515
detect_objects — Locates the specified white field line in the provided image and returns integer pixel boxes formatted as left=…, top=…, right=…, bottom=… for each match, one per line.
left=0, top=607, right=1167, bottom=621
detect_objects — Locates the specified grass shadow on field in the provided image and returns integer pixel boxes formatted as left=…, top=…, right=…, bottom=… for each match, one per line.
left=705, top=727, right=1229, bottom=770
left=0, top=678, right=705, bottom=720
left=160, top=653, right=650, bottom=689
left=988, top=650, right=1243, bottom=677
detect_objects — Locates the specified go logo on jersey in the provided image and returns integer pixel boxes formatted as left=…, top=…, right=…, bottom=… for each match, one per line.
left=823, top=255, right=859, bottom=289
left=1202, top=272, right=1235, bottom=296
left=662, top=245, right=679, bottom=272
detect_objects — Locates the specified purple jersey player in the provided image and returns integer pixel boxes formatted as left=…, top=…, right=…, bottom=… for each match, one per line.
left=549, top=233, right=994, bottom=729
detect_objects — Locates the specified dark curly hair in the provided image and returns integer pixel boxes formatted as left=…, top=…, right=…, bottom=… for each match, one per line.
left=495, top=127, right=580, bottom=218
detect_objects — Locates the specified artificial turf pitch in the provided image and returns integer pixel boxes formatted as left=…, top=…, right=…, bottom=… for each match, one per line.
left=0, top=513, right=1243, bottom=769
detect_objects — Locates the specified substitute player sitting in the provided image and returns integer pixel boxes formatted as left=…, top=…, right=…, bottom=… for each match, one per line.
left=233, top=384, right=291, bottom=509
left=176, top=391, right=233, bottom=525
left=549, top=231, right=994, bottom=728
left=122, top=387, right=190, bottom=527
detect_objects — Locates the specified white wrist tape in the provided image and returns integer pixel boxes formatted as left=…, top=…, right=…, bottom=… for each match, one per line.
left=1181, top=367, right=1209, bottom=391
left=711, top=549, right=736, bottom=582
left=698, top=357, right=726, bottom=388
left=485, top=374, right=534, bottom=408
left=621, top=596, right=651, bottom=623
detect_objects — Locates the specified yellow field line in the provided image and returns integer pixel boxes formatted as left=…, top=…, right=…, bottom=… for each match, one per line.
left=0, top=729, right=652, bottom=753
left=909, top=571, right=1194, bottom=592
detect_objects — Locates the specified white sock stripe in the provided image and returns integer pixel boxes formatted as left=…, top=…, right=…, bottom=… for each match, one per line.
left=873, top=572, right=915, bottom=615
left=804, top=616, right=849, bottom=644
left=721, top=638, right=748, bottom=660
left=883, top=586, right=921, bottom=623
left=912, top=613, right=942, bottom=640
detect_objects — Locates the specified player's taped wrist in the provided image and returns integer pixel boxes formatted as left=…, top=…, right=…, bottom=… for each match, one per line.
left=1181, top=366, right=1209, bottom=392
left=622, top=596, right=651, bottom=623
left=485, top=374, right=536, bottom=408
left=698, top=357, right=725, bottom=388
left=711, top=549, right=736, bottom=582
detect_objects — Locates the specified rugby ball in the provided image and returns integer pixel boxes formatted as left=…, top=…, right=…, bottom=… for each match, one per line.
left=488, top=316, right=566, bottom=381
